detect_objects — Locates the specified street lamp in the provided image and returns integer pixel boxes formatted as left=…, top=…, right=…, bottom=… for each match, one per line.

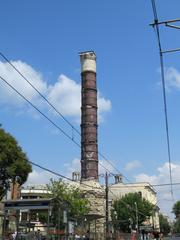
left=135, top=202, right=138, bottom=233
left=129, top=218, right=133, bottom=233
left=113, top=210, right=117, bottom=239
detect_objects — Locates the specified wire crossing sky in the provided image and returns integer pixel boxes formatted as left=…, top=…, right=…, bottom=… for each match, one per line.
left=151, top=0, right=174, bottom=201
left=1, top=0, right=180, bottom=218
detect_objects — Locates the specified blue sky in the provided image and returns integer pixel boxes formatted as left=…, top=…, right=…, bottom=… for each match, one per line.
left=1, top=0, right=180, bottom=217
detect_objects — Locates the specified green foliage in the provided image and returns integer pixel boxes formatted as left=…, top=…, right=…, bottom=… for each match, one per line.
left=172, top=201, right=180, bottom=219
left=173, top=218, right=180, bottom=233
left=0, top=127, right=32, bottom=200
left=172, top=201, right=180, bottom=234
left=159, top=213, right=171, bottom=235
left=47, top=179, right=90, bottom=225
left=112, top=192, right=154, bottom=232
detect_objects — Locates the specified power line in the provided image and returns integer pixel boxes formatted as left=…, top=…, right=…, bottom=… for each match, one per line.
left=0, top=74, right=114, bottom=176
left=98, top=152, right=130, bottom=183
left=28, top=160, right=113, bottom=191
left=0, top=52, right=131, bottom=182
left=109, top=182, right=180, bottom=188
left=150, top=0, right=174, bottom=200
left=0, top=75, right=81, bottom=148
left=0, top=52, right=80, bottom=137
left=0, top=72, right=171, bottom=215
left=28, top=160, right=164, bottom=219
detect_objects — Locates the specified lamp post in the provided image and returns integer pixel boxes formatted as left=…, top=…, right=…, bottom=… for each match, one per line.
left=99, top=172, right=114, bottom=239
left=135, top=202, right=138, bottom=233
left=113, top=210, right=117, bottom=239
left=129, top=218, right=133, bottom=233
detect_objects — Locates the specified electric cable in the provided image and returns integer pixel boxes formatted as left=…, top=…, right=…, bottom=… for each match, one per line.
left=0, top=52, right=131, bottom=182
left=107, top=182, right=180, bottom=188
left=0, top=52, right=80, bottom=137
left=30, top=158, right=146, bottom=218
left=0, top=75, right=81, bottom=148
left=0, top=66, right=171, bottom=219
left=0, top=74, right=114, bottom=177
left=151, top=0, right=174, bottom=200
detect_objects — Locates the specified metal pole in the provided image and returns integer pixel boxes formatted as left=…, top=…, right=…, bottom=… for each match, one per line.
left=58, top=207, right=60, bottom=240
left=161, top=48, right=180, bottom=54
left=95, top=219, right=97, bottom=240
left=150, top=18, right=180, bottom=26
left=105, top=172, right=109, bottom=239
left=135, top=202, right=138, bottom=233
left=16, top=210, right=20, bottom=240
left=47, top=206, right=50, bottom=240
left=2, top=211, right=7, bottom=240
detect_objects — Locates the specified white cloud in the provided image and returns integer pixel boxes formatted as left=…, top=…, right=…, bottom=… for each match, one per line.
left=135, top=162, right=180, bottom=219
left=124, top=160, right=141, bottom=171
left=98, top=94, right=111, bottom=113
left=25, top=169, right=58, bottom=186
left=64, top=158, right=81, bottom=178
left=165, top=67, right=180, bottom=90
left=47, top=74, right=81, bottom=117
left=0, top=60, right=111, bottom=121
left=135, top=162, right=180, bottom=184
left=99, top=159, right=114, bottom=174
left=63, top=157, right=115, bottom=177
left=0, top=61, right=47, bottom=106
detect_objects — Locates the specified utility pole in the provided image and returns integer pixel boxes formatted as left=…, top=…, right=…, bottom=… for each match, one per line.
left=105, top=172, right=109, bottom=239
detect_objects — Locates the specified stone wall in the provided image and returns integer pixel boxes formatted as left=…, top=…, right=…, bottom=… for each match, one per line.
left=79, top=180, right=106, bottom=240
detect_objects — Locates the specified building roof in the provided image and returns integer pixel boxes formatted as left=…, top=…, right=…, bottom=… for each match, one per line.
left=110, top=182, right=156, bottom=194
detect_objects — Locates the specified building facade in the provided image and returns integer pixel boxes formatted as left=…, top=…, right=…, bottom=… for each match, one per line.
left=109, top=177, right=160, bottom=230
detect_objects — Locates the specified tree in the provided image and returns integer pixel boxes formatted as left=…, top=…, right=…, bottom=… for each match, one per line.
left=159, top=213, right=171, bottom=235
left=47, top=179, right=90, bottom=228
left=0, top=127, right=32, bottom=200
left=173, top=218, right=180, bottom=233
left=172, top=201, right=180, bottom=219
left=112, top=192, right=154, bottom=232
left=172, top=201, right=180, bottom=234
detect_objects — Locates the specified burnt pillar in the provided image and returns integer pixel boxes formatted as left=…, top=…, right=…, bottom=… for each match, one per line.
left=80, top=51, right=98, bottom=180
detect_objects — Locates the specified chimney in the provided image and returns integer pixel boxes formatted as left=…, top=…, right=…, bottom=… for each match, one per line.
left=72, top=171, right=81, bottom=182
left=80, top=51, right=98, bottom=180
left=114, top=174, right=123, bottom=184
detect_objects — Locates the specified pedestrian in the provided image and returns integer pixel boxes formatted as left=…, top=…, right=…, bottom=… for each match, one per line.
left=85, top=230, right=90, bottom=240
left=36, top=229, right=42, bottom=240
left=75, top=233, right=80, bottom=240
left=153, top=231, right=160, bottom=240
left=141, top=229, right=145, bottom=240
left=12, top=231, right=17, bottom=240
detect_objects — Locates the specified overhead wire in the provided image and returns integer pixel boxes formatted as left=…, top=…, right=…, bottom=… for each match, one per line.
left=31, top=159, right=177, bottom=222
left=0, top=75, right=143, bottom=216
left=0, top=77, right=167, bottom=215
left=0, top=52, right=80, bottom=137
left=30, top=158, right=145, bottom=217
left=107, top=182, right=180, bottom=188
left=0, top=75, right=114, bottom=176
left=0, top=52, right=131, bottom=182
left=150, top=0, right=174, bottom=200
left=0, top=75, right=81, bottom=148
left=0, top=9, right=176, bottom=219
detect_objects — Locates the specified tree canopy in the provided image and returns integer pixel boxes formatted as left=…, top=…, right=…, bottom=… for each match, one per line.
left=172, top=201, right=180, bottom=234
left=112, top=192, right=154, bottom=232
left=0, top=127, right=32, bottom=200
left=47, top=179, right=90, bottom=226
left=159, top=213, right=171, bottom=235
left=172, top=201, right=180, bottom=219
